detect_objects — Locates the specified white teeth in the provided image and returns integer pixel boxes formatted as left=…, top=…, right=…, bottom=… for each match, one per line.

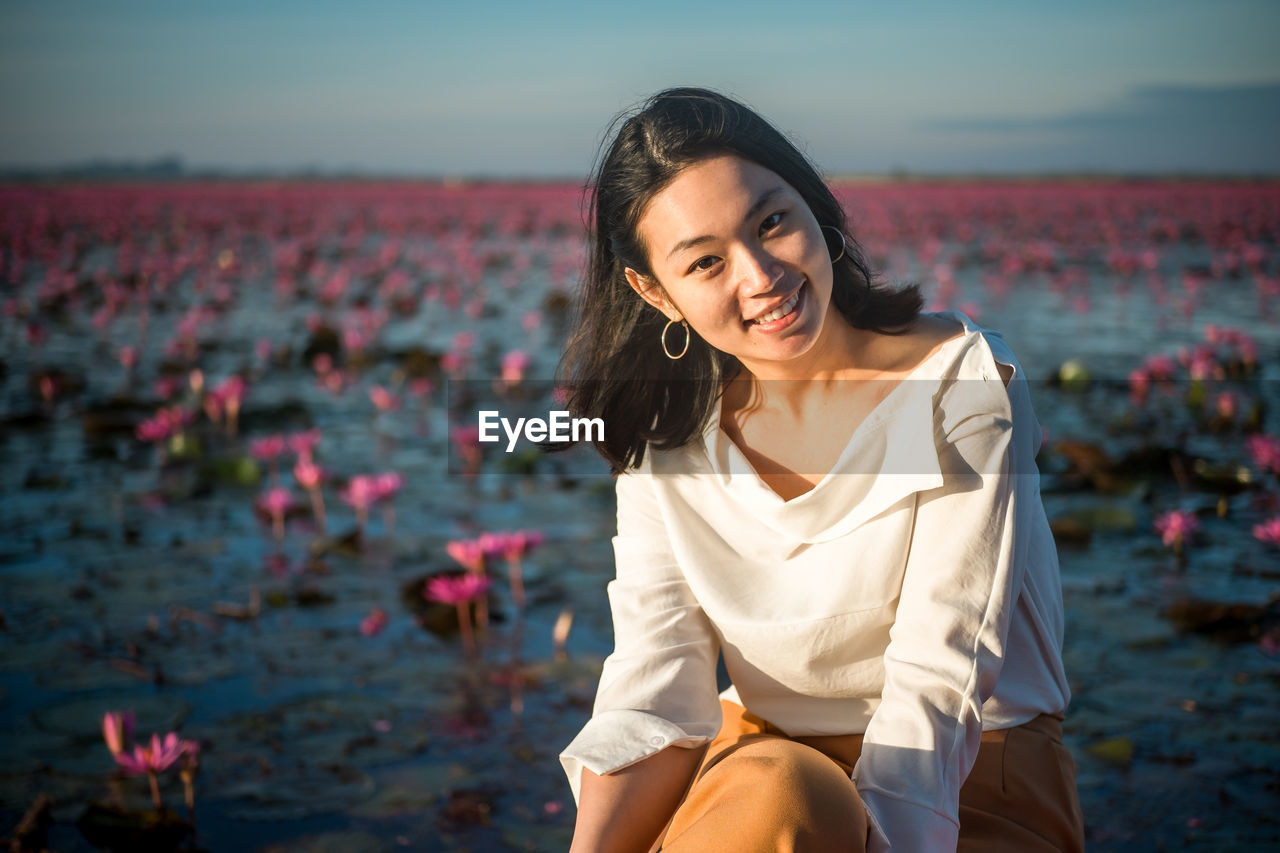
left=752, top=290, right=800, bottom=324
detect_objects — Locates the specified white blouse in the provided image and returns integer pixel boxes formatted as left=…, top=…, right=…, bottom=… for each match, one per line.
left=560, top=310, right=1072, bottom=852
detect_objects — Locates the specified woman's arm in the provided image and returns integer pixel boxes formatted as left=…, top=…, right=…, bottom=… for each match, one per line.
left=570, top=743, right=708, bottom=853
left=561, top=460, right=722, bottom=849
left=855, top=356, right=1028, bottom=852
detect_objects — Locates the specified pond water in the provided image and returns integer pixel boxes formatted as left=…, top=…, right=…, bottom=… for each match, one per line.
left=1, top=181, right=1278, bottom=851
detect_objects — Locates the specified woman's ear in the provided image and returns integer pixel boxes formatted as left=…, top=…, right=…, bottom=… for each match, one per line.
left=624, top=267, right=682, bottom=322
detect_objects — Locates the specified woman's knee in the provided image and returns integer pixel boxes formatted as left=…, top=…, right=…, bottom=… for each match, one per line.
left=708, top=738, right=867, bottom=840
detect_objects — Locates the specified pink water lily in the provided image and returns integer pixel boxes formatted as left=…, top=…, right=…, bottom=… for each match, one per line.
left=446, top=538, right=485, bottom=574
left=102, top=710, right=135, bottom=756
left=293, top=458, right=326, bottom=533
left=1215, top=391, right=1237, bottom=421
left=1245, top=435, right=1280, bottom=475
left=211, top=375, right=247, bottom=435
left=342, top=326, right=368, bottom=353
left=372, top=471, right=403, bottom=532
left=440, top=349, right=466, bottom=378
left=553, top=608, right=574, bottom=661
left=1142, top=354, right=1176, bottom=381
left=1180, top=344, right=1218, bottom=381
left=477, top=532, right=506, bottom=561
left=202, top=388, right=225, bottom=425
left=153, top=376, right=185, bottom=401
left=360, top=607, right=389, bottom=636
left=114, top=732, right=191, bottom=776
left=500, top=349, right=530, bottom=386
left=445, top=537, right=491, bottom=629
left=498, top=530, right=544, bottom=561
left=475, top=530, right=545, bottom=608
left=340, top=474, right=382, bottom=530
left=257, top=487, right=294, bottom=543
left=426, top=573, right=492, bottom=656
left=502, top=529, right=544, bottom=606
left=249, top=434, right=287, bottom=462
left=287, top=427, right=322, bottom=461
left=1204, top=324, right=1259, bottom=364
left=294, top=458, right=323, bottom=491
left=340, top=475, right=378, bottom=510
left=369, top=384, right=401, bottom=413
left=135, top=406, right=195, bottom=443
left=427, top=575, right=491, bottom=609
left=373, top=471, right=402, bottom=501
left=1253, top=517, right=1280, bottom=547
left=257, top=487, right=293, bottom=515
left=113, top=731, right=199, bottom=809
left=1154, top=510, right=1201, bottom=550
left=450, top=425, right=482, bottom=477
left=26, top=321, right=47, bottom=347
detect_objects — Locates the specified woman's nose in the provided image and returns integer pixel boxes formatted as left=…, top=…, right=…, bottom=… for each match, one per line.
left=736, top=246, right=785, bottom=296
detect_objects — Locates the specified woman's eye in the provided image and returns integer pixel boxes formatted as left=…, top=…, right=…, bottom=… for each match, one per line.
left=689, top=256, right=719, bottom=274
left=761, top=211, right=786, bottom=233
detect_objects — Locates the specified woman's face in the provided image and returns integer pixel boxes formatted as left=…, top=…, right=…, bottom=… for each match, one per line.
left=625, top=154, right=838, bottom=375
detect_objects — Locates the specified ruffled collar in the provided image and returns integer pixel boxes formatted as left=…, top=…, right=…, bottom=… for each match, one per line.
left=686, top=310, right=982, bottom=543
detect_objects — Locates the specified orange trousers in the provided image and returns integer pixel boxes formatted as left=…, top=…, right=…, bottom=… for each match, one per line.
left=655, top=699, right=1085, bottom=852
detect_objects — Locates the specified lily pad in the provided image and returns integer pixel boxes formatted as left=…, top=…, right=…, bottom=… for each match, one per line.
left=0, top=768, right=102, bottom=816
left=440, top=786, right=497, bottom=826
left=348, top=762, right=472, bottom=818
left=32, top=691, right=190, bottom=738
left=218, top=762, right=375, bottom=821
left=1085, top=736, right=1134, bottom=766
left=202, top=692, right=421, bottom=770
left=257, top=830, right=392, bottom=853
left=1161, top=596, right=1280, bottom=643
left=501, top=823, right=575, bottom=852
left=200, top=455, right=261, bottom=486
left=76, top=801, right=193, bottom=852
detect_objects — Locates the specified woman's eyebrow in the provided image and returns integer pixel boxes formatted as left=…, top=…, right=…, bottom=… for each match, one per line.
left=664, top=186, right=784, bottom=260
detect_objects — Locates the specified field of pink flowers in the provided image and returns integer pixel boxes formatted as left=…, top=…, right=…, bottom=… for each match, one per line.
left=1, top=179, right=1278, bottom=851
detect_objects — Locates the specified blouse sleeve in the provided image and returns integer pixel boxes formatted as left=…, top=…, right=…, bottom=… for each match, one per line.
left=853, top=365, right=1027, bottom=852
left=559, top=461, right=723, bottom=804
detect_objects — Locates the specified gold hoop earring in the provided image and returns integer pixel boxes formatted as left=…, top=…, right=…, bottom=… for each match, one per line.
left=661, top=318, right=690, bottom=360
left=822, top=225, right=847, bottom=263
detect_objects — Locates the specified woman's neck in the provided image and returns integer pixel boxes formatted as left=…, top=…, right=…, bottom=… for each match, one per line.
left=730, top=312, right=881, bottom=418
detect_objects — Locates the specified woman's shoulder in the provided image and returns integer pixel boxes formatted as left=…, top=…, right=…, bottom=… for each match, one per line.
left=856, top=312, right=954, bottom=374
left=910, top=310, right=1017, bottom=387
left=918, top=311, right=1038, bottom=454
left=901, top=312, right=971, bottom=374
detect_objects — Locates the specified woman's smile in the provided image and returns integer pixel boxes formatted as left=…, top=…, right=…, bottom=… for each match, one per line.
left=745, top=282, right=805, bottom=331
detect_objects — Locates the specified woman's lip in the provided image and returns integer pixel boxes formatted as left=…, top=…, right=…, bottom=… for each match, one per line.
left=746, top=283, right=805, bottom=332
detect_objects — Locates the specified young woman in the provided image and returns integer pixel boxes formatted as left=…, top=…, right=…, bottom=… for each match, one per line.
left=557, top=88, right=1084, bottom=852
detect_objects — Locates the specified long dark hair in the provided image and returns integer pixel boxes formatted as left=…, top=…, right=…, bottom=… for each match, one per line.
left=559, top=87, right=922, bottom=473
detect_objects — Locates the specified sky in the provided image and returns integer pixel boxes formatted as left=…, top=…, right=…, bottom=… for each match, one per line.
left=1, top=0, right=1278, bottom=177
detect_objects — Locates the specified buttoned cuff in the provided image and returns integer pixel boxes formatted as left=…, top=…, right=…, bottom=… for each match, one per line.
left=559, top=709, right=715, bottom=804
left=860, top=789, right=959, bottom=853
